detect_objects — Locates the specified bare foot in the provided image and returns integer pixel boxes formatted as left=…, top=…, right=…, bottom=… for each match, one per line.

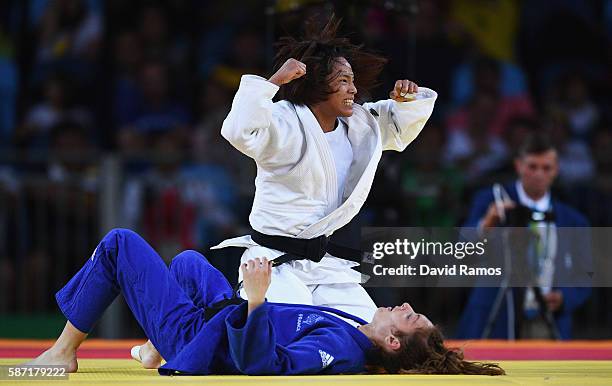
left=23, top=348, right=78, bottom=373
left=136, top=340, right=162, bottom=369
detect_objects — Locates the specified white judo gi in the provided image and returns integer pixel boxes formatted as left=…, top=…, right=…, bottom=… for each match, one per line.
left=211, top=75, right=437, bottom=322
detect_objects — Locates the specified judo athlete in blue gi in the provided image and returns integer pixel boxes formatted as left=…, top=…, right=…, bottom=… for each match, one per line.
left=25, top=229, right=504, bottom=375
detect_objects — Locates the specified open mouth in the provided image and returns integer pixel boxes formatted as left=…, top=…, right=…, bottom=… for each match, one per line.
left=343, top=99, right=354, bottom=106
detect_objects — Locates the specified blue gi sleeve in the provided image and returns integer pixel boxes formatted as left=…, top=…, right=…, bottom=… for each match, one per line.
left=225, top=303, right=360, bottom=375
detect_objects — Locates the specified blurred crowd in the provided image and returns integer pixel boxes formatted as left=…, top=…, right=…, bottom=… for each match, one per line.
left=0, top=0, right=611, bottom=335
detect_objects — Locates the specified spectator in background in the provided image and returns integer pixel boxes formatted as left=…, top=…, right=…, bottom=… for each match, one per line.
left=502, top=117, right=539, bottom=158
left=47, top=120, right=98, bottom=189
left=33, top=0, right=102, bottom=85
left=492, top=117, right=539, bottom=178
left=115, top=61, right=191, bottom=156
left=443, top=56, right=536, bottom=182
left=456, top=133, right=591, bottom=339
left=121, top=130, right=196, bottom=260
left=518, top=0, right=609, bottom=101
left=209, top=28, right=265, bottom=91
left=544, top=110, right=595, bottom=185
left=443, top=91, right=509, bottom=182
left=196, top=2, right=244, bottom=79
left=190, top=78, right=245, bottom=246
left=111, top=30, right=143, bottom=148
left=192, top=77, right=253, bottom=184
left=367, top=151, right=404, bottom=226
left=112, top=30, right=143, bottom=110
left=180, top=163, right=241, bottom=252
left=121, top=128, right=240, bottom=257
left=450, top=54, right=529, bottom=109
left=192, top=78, right=232, bottom=153
left=400, top=121, right=464, bottom=226
left=22, top=120, right=98, bottom=311
left=374, top=0, right=461, bottom=107
left=563, top=73, right=600, bottom=141
left=16, top=74, right=93, bottom=151
left=545, top=72, right=600, bottom=142
left=447, top=56, right=534, bottom=136
left=137, top=5, right=189, bottom=71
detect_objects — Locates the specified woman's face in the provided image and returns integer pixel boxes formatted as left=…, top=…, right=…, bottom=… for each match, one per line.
left=317, top=57, right=358, bottom=117
left=370, top=303, right=433, bottom=346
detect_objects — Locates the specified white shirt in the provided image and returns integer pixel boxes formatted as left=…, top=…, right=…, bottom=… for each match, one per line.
left=325, top=120, right=353, bottom=205
left=515, top=181, right=556, bottom=304
left=515, top=181, right=550, bottom=212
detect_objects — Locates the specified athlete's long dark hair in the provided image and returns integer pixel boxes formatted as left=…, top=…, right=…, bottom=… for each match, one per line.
left=273, top=16, right=387, bottom=106
left=366, top=326, right=505, bottom=375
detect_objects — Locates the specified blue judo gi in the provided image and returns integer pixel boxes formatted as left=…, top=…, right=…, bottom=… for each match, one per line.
left=55, top=229, right=373, bottom=375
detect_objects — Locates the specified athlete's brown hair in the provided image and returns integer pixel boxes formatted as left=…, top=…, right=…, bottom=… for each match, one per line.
left=366, top=326, right=505, bottom=375
left=273, top=16, right=387, bottom=106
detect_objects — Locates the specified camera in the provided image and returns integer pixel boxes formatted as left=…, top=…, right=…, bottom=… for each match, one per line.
left=502, top=204, right=555, bottom=227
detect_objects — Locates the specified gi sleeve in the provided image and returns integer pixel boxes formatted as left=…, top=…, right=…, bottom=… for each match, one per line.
left=221, top=75, right=304, bottom=172
left=225, top=303, right=359, bottom=375
left=363, top=87, right=437, bottom=152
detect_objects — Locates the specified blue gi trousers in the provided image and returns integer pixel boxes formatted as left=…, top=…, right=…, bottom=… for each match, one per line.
left=55, top=228, right=234, bottom=361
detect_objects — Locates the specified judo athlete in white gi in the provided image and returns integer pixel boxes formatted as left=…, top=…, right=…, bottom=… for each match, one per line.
left=211, top=19, right=437, bottom=322
left=24, top=229, right=504, bottom=375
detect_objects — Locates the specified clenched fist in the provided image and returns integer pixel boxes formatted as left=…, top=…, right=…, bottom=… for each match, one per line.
left=390, top=79, right=419, bottom=102
left=268, top=58, right=307, bottom=86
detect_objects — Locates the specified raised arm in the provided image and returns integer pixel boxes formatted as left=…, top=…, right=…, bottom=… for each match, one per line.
left=220, top=59, right=307, bottom=171
left=364, top=79, right=437, bottom=152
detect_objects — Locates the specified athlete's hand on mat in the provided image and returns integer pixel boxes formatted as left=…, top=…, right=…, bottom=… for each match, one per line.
left=268, top=58, right=307, bottom=86
left=242, top=257, right=272, bottom=307
left=544, top=291, right=563, bottom=312
left=390, top=79, right=418, bottom=102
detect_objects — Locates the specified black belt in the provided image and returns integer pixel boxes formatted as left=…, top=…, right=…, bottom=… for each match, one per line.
left=214, top=231, right=373, bottom=317
left=203, top=296, right=246, bottom=321
left=250, top=229, right=374, bottom=267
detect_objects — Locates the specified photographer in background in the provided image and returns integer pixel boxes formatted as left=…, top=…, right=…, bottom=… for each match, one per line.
left=456, top=133, right=591, bottom=339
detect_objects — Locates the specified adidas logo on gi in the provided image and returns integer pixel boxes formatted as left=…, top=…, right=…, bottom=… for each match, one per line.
left=318, top=349, right=334, bottom=368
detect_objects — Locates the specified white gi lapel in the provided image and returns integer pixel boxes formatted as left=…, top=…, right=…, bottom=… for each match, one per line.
left=341, top=108, right=381, bottom=199
left=297, top=104, right=382, bottom=238
left=294, top=105, right=339, bottom=211
left=210, top=235, right=256, bottom=250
